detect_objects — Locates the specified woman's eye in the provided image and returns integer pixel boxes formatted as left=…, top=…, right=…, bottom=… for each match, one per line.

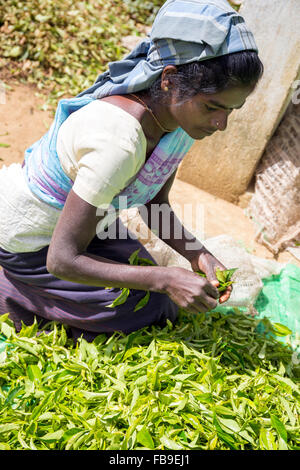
left=205, top=104, right=217, bottom=112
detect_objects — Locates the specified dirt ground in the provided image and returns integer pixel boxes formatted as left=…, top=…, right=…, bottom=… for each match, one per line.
left=1, top=80, right=299, bottom=269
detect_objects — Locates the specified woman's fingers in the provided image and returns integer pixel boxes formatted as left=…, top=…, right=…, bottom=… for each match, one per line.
left=194, top=290, right=218, bottom=311
left=185, top=302, right=211, bottom=315
left=219, top=285, right=233, bottom=303
left=165, top=267, right=223, bottom=313
left=204, top=279, right=220, bottom=299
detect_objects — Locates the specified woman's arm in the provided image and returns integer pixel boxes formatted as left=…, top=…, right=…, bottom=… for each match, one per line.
left=140, top=174, right=232, bottom=303
left=46, top=189, right=219, bottom=313
left=46, top=189, right=164, bottom=292
left=141, top=172, right=204, bottom=258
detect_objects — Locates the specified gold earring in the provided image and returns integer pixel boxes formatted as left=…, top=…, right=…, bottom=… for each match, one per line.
left=164, top=86, right=169, bottom=92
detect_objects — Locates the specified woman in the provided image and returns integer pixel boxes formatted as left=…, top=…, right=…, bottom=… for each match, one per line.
left=0, top=0, right=263, bottom=341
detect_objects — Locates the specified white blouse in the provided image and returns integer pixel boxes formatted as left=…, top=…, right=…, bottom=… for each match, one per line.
left=0, top=101, right=147, bottom=253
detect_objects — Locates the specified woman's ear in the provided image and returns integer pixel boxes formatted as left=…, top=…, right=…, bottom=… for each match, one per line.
left=160, top=65, right=178, bottom=91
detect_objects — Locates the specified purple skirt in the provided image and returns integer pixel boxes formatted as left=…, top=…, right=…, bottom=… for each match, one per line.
left=0, top=220, right=178, bottom=341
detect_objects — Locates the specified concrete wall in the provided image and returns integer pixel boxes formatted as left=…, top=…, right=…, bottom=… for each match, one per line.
left=176, top=0, right=300, bottom=203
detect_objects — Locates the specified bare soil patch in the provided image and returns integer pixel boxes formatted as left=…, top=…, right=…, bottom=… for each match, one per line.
left=0, top=80, right=52, bottom=165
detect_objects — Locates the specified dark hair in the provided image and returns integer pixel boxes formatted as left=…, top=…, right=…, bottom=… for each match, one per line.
left=148, top=50, right=264, bottom=102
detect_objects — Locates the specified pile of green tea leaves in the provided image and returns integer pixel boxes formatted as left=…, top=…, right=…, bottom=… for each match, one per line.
left=123, top=0, right=165, bottom=25
left=0, top=0, right=240, bottom=110
left=0, top=0, right=153, bottom=108
left=0, top=309, right=299, bottom=450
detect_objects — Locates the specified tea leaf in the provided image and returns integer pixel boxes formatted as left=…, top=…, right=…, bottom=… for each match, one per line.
left=27, top=364, right=42, bottom=382
left=279, top=397, right=296, bottom=426
left=128, top=249, right=141, bottom=266
left=216, top=268, right=238, bottom=284
left=259, top=428, right=277, bottom=450
left=160, top=436, right=183, bottom=450
left=270, top=415, right=288, bottom=442
left=136, top=426, right=154, bottom=449
left=271, top=323, right=292, bottom=337
left=40, top=430, right=64, bottom=442
left=106, top=288, right=130, bottom=308
left=134, top=291, right=150, bottom=312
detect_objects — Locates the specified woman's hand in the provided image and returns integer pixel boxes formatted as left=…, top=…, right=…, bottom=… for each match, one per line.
left=190, top=248, right=232, bottom=304
left=160, top=266, right=220, bottom=314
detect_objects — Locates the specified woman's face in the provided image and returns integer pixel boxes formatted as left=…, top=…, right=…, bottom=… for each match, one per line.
left=168, top=84, right=255, bottom=140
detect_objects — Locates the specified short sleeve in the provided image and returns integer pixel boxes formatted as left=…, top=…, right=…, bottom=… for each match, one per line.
left=56, top=100, right=146, bottom=208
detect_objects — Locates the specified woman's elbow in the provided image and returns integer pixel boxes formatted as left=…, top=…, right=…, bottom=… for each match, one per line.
left=46, top=252, right=70, bottom=279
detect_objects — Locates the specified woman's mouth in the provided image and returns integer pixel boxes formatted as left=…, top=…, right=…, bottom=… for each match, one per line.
left=202, top=129, right=215, bottom=136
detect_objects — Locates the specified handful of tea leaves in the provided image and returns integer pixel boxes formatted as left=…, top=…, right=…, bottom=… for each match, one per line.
left=107, top=251, right=238, bottom=311
left=197, top=268, right=238, bottom=293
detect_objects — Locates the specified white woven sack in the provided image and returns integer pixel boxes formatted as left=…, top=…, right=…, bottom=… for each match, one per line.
left=248, top=102, right=300, bottom=254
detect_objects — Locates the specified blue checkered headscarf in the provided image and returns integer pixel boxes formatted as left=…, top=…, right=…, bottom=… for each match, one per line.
left=78, top=0, right=258, bottom=99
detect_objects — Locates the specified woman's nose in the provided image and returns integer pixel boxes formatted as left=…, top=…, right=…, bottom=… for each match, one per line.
left=212, top=112, right=229, bottom=131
